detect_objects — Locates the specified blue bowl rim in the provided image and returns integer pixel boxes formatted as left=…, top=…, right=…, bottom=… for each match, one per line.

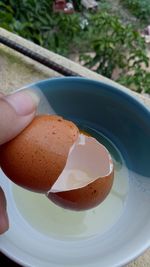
left=22, top=76, right=150, bottom=117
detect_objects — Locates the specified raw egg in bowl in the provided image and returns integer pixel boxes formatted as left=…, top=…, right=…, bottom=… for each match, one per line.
left=0, top=77, right=150, bottom=267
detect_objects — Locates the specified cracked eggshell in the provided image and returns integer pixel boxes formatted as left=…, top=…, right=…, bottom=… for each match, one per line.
left=47, top=135, right=114, bottom=211
left=0, top=115, right=79, bottom=193
left=48, top=171, right=114, bottom=211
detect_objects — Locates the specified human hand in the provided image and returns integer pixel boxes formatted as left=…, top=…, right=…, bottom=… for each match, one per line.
left=0, top=90, right=39, bottom=234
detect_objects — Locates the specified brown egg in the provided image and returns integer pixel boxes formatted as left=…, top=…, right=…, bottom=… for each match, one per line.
left=0, top=115, right=79, bottom=193
left=0, top=115, right=114, bottom=211
left=48, top=170, right=114, bottom=211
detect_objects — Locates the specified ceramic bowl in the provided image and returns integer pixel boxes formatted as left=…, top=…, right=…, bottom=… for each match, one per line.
left=0, top=77, right=150, bottom=267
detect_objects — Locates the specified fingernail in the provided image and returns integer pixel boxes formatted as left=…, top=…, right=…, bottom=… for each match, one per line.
left=4, top=90, right=40, bottom=116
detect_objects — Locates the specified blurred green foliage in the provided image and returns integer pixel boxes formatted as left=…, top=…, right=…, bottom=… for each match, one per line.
left=0, top=0, right=82, bottom=55
left=81, top=12, right=150, bottom=93
left=121, top=0, right=150, bottom=24
left=0, top=0, right=149, bottom=93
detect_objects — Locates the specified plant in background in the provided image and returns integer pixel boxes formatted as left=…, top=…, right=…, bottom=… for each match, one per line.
left=0, top=0, right=82, bottom=55
left=120, top=0, right=150, bottom=24
left=80, top=12, right=150, bottom=93
left=0, top=1, right=149, bottom=93
left=118, top=68, right=150, bottom=94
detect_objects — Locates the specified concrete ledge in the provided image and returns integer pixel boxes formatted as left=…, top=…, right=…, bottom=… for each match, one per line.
left=0, top=28, right=150, bottom=108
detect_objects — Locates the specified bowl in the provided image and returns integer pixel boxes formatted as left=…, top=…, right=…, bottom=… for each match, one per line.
left=0, top=77, right=150, bottom=267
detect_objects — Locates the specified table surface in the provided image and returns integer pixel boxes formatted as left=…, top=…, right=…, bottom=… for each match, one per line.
left=0, top=27, right=150, bottom=267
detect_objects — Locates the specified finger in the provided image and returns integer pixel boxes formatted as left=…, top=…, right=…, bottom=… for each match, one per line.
left=0, top=90, right=40, bottom=145
left=0, top=187, right=9, bottom=234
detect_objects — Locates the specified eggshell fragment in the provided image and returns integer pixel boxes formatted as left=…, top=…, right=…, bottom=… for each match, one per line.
left=0, top=115, right=79, bottom=193
left=47, top=134, right=114, bottom=211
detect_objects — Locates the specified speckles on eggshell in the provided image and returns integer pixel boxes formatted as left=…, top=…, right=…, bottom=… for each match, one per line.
left=0, top=115, right=79, bottom=193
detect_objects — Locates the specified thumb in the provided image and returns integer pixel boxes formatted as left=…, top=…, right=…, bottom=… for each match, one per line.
left=0, top=90, right=40, bottom=145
